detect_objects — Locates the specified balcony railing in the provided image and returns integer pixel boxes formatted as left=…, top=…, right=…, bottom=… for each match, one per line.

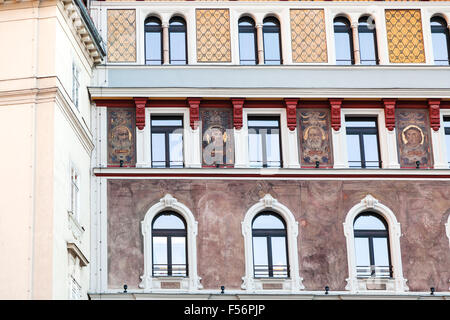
left=356, top=265, right=393, bottom=278
left=153, top=264, right=187, bottom=277
left=254, top=264, right=289, bottom=278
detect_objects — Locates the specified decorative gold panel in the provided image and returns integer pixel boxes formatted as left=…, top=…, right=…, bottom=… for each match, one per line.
left=290, top=9, right=328, bottom=63
left=385, top=9, right=425, bottom=63
left=107, top=9, right=136, bottom=63
left=196, top=9, right=231, bottom=63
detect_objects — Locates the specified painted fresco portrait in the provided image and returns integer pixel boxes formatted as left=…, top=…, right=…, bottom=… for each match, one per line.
left=200, top=109, right=234, bottom=166
left=108, top=108, right=136, bottom=166
left=396, top=109, right=433, bottom=168
left=298, top=109, right=333, bottom=167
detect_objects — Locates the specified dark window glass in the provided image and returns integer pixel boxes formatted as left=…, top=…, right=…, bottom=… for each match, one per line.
left=252, top=212, right=289, bottom=278
left=151, top=116, right=184, bottom=168
left=152, top=212, right=187, bottom=277
left=248, top=116, right=282, bottom=168
left=354, top=213, right=392, bottom=278
left=263, top=17, right=282, bottom=65
left=334, top=17, right=354, bottom=65
left=145, top=17, right=163, bottom=65
left=346, top=117, right=381, bottom=168
left=358, top=16, right=379, bottom=65
left=169, top=17, right=187, bottom=65
left=239, top=17, right=258, bottom=65
left=431, top=17, right=450, bottom=65
left=444, top=117, right=450, bottom=166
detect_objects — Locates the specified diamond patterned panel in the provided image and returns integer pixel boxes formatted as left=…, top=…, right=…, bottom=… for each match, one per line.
left=385, top=9, right=425, bottom=63
left=107, top=9, right=136, bottom=63
left=196, top=9, right=231, bottom=62
left=291, top=9, right=328, bottom=63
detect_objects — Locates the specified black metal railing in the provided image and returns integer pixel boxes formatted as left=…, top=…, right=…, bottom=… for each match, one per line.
left=153, top=264, right=187, bottom=277
left=356, top=265, right=393, bottom=278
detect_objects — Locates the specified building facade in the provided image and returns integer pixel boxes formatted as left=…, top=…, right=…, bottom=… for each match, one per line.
left=0, top=0, right=104, bottom=299
left=87, top=0, right=450, bottom=300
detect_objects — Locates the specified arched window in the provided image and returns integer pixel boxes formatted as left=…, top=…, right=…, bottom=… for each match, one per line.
left=169, top=17, right=187, bottom=65
left=334, top=17, right=354, bottom=65
left=152, top=212, right=187, bottom=277
left=358, top=16, right=379, bottom=65
left=263, top=17, right=282, bottom=65
left=353, top=212, right=392, bottom=278
left=145, top=17, right=163, bottom=65
left=252, top=212, right=288, bottom=278
left=431, top=16, right=450, bottom=65
left=238, top=17, right=258, bottom=65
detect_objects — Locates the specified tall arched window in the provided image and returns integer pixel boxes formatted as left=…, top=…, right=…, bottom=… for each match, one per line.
left=334, top=17, right=354, bottom=65
left=152, top=212, right=187, bottom=277
left=252, top=212, right=288, bottom=278
left=238, top=17, right=257, bottom=65
left=145, top=17, right=163, bottom=65
left=431, top=16, right=450, bottom=65
left=169, top=17, right=187, bottom=65
left=353, top=212, right=392, bottom=278
left=263, top=17, right=282, bottom=65
left=358, top=16, right=379, bottom=65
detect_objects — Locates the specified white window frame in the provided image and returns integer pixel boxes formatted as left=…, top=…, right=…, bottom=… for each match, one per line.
left=241, top=194, right=303, bottom=293
left=436, top=109, right=450, bottom=169
left=70, top=165, right=80, bottom=223
left=343, top=194, right=408, bottom=293
left=140, top=194, right=202, bottom=292
left=336, top=108, right=400, bottom=169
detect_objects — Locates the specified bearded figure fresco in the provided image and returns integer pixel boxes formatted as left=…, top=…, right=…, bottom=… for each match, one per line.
left=200, top=109, right=234, bottom=166
left=108, top=108, right=136, bottom=166
left=298, top=109, right=333, bottom=167
left=396, top=109, right=433, bottom=168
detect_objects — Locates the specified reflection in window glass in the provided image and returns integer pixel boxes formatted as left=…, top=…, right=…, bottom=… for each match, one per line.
left=431, top=17, right=450, bottom=65
left=334, top=17, right=354, bottom=65
left=263, top=18, right=281, bottom=65
left=169, top=17, right=187, bottom=65
left=358, top=16, right=378, bottom=65
left=239, top=18, right=257, bottom=65
left=345, top=117, right=380, bottom=168
left=354, top=237, right=371, bottom=266
left=248, top=117, right=281, bottom=168
left=145, top=17, right=163, bottom=65
left=151, top=116, right=184, bottom=168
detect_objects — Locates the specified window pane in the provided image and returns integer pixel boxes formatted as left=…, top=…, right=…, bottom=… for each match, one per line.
left=169, top=132, right=183, bottom=167
left=354, top=215, right=386, bottom=230
left=152, top=133, right=166, bottom=166
left=346, top=134, right=361, bottom=167
left=239, top=32, right=257, bottom=64
left=359, top=30, right=377, bottom=65
left=153, top=237, right=168, bottom=265
left=373, top=237, right=390, bottom=267
left=171, top=237, right=187, bottom=276
left=145, top=32, right=162, bottom=64
left=271, top=237, right=287, bottom=277
left=253, top=237, right=269, bottom=277
left=432, top=31, right=449, bottom=65
left=345, top=120, right=376, bottom=128
left=170, top=31, right=186, bottom=64
left=263, top=32, right=281, bottom=64
left=335, top=27, right=352, bottom=65
left=151, top=119, right=183, bottom=126
left=354, top=237, right=371, bottom=266
left=266, top=130, right=281, bottom=167
left=446, top=132, right=450, bottom=167
left=363, top=134, right=380, bottom=167
left=253, top=214, right=285, bottom=229
left=153, top=214, right=185, bottom=229
left=248, top=119, right=279, bottom=127
left=248, top=131, right=263, bottom=167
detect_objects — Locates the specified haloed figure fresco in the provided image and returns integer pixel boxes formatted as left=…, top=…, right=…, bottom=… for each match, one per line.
left=108, top=108, right=136, bottom=166
left=396, top=109, right=433, bottom=168
left=201, top=109, right=234, bottom=166
left=298, top=109, right=333, bottom=167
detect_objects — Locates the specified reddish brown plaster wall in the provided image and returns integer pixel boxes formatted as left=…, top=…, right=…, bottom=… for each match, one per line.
left=107, top=179, right=450, bottom=292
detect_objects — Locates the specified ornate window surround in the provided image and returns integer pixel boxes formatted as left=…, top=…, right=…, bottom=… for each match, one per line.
left=241, top=194, right=304, bottom=292
left=139, top=194, right=202, bottom=292
left=343, top=194, right=408, bottom=293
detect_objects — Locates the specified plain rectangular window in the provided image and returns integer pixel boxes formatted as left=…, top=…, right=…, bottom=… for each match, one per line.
left=444, top=117, right=450, bottom=167
left=248, top=117, right=282, bottom=168
left=72, top=63, right=80, bottom=109
left=345, top=117, right=381, bottom=168
left=151, top=116, right=184, bottom=168
left=70, top=167, right=80, bottom=222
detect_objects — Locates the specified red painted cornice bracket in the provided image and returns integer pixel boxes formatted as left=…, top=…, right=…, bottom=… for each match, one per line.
left=134, top=97, right=147, bottom=130
left=329, top=99, right=342, bottom=131
left=284, top=98, right=299, bottom=131
left=429, top=99, right=441, bottom=131
left=231, top=98, right=245, bottom=130
left=187, top=98, right=201, bottom=130
left=383, top=99, right=397, bottom=131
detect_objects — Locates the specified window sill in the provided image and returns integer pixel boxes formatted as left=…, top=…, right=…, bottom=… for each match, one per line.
left=242, top=277, right=303, bottom=292
left=354, top=277, right=407, bottom=292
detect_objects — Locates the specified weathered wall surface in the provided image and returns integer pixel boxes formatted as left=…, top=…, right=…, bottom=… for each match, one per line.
left=107, top=179, right=450, bottom=291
